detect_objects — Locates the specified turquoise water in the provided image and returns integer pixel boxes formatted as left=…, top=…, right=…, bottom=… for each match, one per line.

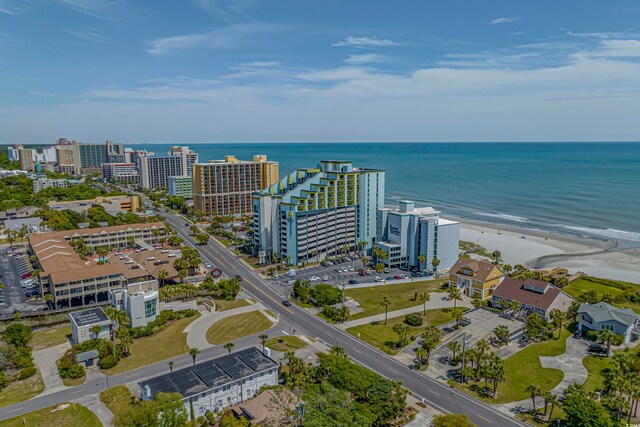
left=135, top=142, right=640, bottom=242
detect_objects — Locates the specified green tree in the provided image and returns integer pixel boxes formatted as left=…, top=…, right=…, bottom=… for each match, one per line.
left=195, top=233, right=209, bottom=245
left=168, top=361, right=174, bottom=372
left=158, top=268, right=169, bottom=287
left=420, top=326, right=442, bottom=367
left=375, top=263, right=385, bottom=274
left=189, top=347, right=200, bottom=365
left=447, top=340, right=461, bottom=362
left=508, top=299, right=520, bottom=314
left=526, top=384, right=542, bottom=415
left=549, top=308, right=565, bottom=339
left=113, top=400, right=158, bottom=427
left=596, top=329, right=618, bottom=357
left=90, top=325, right=102, bottom=339
left=258, top=334, right=268, bottom=353
left=525, top=313, right=548, bottom=342
left=452, top=307, right=464, bottom=328
left=156, top=392, right=188, bottom=427
left=224, top=342, right=235, bottom=354
left=419, top=291, right=430, bottom=315
left=493, top=325, right=510, bottom=346
left=417, top=253, right=426, bottom=268
left=3, top=322, right=32, bottom=347
left=491, top=250, right=501, bottom=264
left=562, top=384, right=613, bottom=427
left=448, top=286, right=462, bottom=311
left=190, top=224, right=198, bottom=235
left=471, top=293, right=483, bottom=308
left=392, top=323, right=412, bottom=348
left=220, top=412, right=249, bottom=427
left=431, top=414, right=476, bottom=427
left=380, top=295, right=391, bottom=325
left=431, top=256, right=440, bottom=275
left=177, top=269, right=187, bottom=283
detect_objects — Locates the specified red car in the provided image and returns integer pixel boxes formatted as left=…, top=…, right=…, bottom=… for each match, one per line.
left=393, top=275, right=402, bottom=280
left=358, top=270, right=366, bottom=276
left=21, top=273, right=32, bottom=279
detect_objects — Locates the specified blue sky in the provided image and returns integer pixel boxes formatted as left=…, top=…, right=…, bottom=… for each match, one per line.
left=1, top=0, right=640, bottom=143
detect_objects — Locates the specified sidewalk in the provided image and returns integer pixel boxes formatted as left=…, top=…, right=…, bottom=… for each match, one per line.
left=338, top=292, right=472, bottom=330
left=32, top=342, right=71, bottom=396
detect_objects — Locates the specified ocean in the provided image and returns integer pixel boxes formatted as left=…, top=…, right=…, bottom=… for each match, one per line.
left=134, top=142, right=640, bottom=243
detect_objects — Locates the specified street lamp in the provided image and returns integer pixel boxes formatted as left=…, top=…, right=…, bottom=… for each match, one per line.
left=460, top=334, right=468, bottom=383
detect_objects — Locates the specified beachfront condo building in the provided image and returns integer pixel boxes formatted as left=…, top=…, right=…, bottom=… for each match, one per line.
left=101, top=163, right=141, bottom=184
left=193, top=155, right=279, bottom=216
left=168, top=175, right=193, bottom=198
left=253, top=160, right=384, bottom=265
left=376, top=200, right=459, bottom=273
left=139, top=146, right=199, bottom=189
left=448, top=258, right=506, bottom=300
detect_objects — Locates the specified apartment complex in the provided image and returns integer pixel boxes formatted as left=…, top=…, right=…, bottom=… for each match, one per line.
left=79, top=140, right=125, bottom=173
left=167, top=175, right=193, bottom=198
left=253, top=160, right=384, bottom=265
left=376, top=201, right=459, bottom=272
left=32, top=178, right=69, bottom=193
left=448, top=258, right=506, bottom=300
left=101, top=163, right=141, bottom=184
left=193, top=155, right=279, bottom=216
left=28, top=222, right=166, bottom=308
left=139, top=146, right=198, bottom=189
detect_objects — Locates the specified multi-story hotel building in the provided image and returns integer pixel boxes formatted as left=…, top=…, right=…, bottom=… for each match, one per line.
left=167, top=175, right=193, bottom=198
left=376, top=200, right=459, bottom=272
left=28, top=222, right=166, bottom=308
left=193, top=155, right=279, bottom=216
left=101, top=163, right=141, bottom=184
left=253, top=160, right=384, bottom=265
left=32, top=178, right=69, bottom=193
left=139, top=146, right=198, bottom=189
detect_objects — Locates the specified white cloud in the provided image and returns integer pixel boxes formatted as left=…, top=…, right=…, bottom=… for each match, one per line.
left=491, top=17, right=520, bottom=25
left=56, top=0, right=127, bottom=20
left=332, top=36, right=399, bottom=48
left=344, top=54, right=388, bottom=64
left=66, top=29, right=111, bottom=43
left=594, top=39, right=640, bottom=57
left=191, top=0, right=255, bottom=20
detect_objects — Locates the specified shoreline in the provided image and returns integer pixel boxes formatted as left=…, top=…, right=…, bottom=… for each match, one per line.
left=445, top=216, right=640, bottom=283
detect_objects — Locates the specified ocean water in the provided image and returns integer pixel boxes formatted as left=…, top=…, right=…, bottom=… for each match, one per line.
left=135, top=142, right=640, bottom=243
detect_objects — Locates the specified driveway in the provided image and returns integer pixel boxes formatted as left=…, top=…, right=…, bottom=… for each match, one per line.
left=539, top=335, right=589, bottom=394
left=32, top=342, right=71, bottom=396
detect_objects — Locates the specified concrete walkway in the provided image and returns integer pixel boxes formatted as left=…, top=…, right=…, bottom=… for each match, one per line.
left=185, top=300, right=277, bottom=349
left=32, top=342, right=71, bottom=396
left=338, top=292, right=472, bottom=330
left=73, top=393, right=115, bottom=427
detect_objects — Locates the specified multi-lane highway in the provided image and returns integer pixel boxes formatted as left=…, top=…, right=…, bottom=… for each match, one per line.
left=160, top=206, right=524, bottom=427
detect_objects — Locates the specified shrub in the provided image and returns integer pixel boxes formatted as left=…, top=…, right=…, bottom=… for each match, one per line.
left=18, top=366, right=37, bottom=380
left=0, top=371, right=7, bottom=389
left=98, top=354, right=119, bottom=369
left=311, top=284, right=342, bottom=306
left=3, top=323, right=32, bottom=347
left=58, top=353, right=85, bottom=379
left=72, top=338, right=102, bottom=353
left=404, top=313, right=423, bottom=326
left=322, top=305, right=350, bottom=323
left=587, top=331, right=599, bottom=342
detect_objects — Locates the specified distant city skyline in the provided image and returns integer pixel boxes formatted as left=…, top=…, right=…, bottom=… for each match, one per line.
left=1, top=0, right=640, bottom=143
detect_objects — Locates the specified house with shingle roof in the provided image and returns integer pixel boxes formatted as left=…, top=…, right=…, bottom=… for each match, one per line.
left=448, top=258, right=505, bottom=300
left=492, top=278, right=574, bottom=321
left=578, top=302, right=640, bottom=344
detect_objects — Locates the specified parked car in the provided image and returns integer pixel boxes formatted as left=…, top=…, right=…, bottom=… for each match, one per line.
left=205, top=263, right=212, bottom=269
left=21, top=273, right=32, bottom=279
left=234, top=275, right=243, bottom=281
left=386, top=276, right=395, bottom=281
left=348, top=279, right=359, bottom=284
left=322, top=275, right=329, bottom=281
left=588, top=344, right=607, bottom=355
left=393, top=275, right=402, bottom=280
left=282, top=300, right=292, bottom=307
left=383, top=268, right=390, bottom=273
left=375, top=277, right=384, bottom=282
left=358, top=270, right=366, bottom=276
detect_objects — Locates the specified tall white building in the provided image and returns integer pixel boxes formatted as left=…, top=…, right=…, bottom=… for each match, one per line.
left=253, top=160, right=385, bottom=265
left=376, top=200, right=459, bottom=272
left=139, top=146, right=198, bottom=189
left=32, top=178, right=69, bottom=193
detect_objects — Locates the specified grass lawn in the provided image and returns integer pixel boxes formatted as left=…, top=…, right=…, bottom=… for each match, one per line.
left=100, top=385, right=134, bottom=419
left=564, top=276, right=640, bottom=314
left=265, top=335, right=309, bottom=352
left=214, top=298, right=250, bottom=311
left=30, top=324, right=71, bottom=350
left=346, top=279, right=448, bottom=320
left=206, top=311, right=273, bottom=345
left=105, top=314, right=199, bottom=375
left=0, top=403, right=101, bottom=427
left=515, top=406, right=565, bottom=427
left=61, top=376, right=85, bottom=387
left=488, top=324, right=577, bottom=403
left=582, top=345, right=640, bottom=394
left=346, top=308, right=454, bottom=355
left=0, top=368, right=45, bottom=408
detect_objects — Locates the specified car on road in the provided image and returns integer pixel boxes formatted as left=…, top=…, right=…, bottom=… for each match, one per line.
left=386, top=276, right=395, bottom=281
left=348, top=279, right=358, bottom=284
left=205, top=263, right=212, bottom=269
left=282, top=300, right=291, bottom=307
left=335, top=268, right=342, bottom=273
left=394, top=275, right=402, bottom=280
left=347, top=266, right=354, bottom=272
left=234, top=275, right=243, bottom=281
left=399, top=274, right=408, bottom=279
left=365, top=270, right=372, bottom=275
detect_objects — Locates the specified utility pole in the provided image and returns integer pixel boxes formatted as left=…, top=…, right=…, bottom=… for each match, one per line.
left=460, top=334, right=468, bottom=383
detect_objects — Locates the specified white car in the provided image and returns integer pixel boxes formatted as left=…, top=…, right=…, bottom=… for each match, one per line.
left=310, top=276, right=320, bottom=281
left=400, top=274, right=408, bottom=279
left=205, top=263, right=212, bottom=269
left=347, top=266, right=354, bottom=272
left=375, top=277, right=384, bottom=282
left=322, top=275, right=329, bottom=281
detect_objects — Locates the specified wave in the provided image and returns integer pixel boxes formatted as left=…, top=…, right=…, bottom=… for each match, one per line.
left=472, top=212, right=528, bottom=223
left=560, top=225, right=640, bottom=242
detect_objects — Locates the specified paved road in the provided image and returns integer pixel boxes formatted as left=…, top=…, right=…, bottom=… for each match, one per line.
left=160, top=208, right=524, bottom=427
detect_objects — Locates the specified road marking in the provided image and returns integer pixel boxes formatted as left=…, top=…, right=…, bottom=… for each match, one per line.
left=124, top=373, right=138, bottom=378
left=5, top=406, right=25, bottom=414
left=244, top=278, right=295, bottom=315
left=388, top=367, right=399, bottom=374
left=476, top=415, right=493, bottom=424
left=352, top=348, right=361, bottom=354
left=68, top=389, right=85, bottom=395
left=428, top=389, right=440, bottom=396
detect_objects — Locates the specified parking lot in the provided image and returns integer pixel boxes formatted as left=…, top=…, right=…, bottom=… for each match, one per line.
left=0, top=246, right=43, bottom=316
left=267, top=256, right=431, bottom=299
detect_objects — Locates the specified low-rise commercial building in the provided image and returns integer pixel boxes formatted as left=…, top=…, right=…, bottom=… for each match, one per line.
left=492, top=278, right=574, bottom=321
left=70, top=307, right=111, bottom=344
left=139, top=348, right=279, bottom=419
left=167, top=175, right=193, bottom=198
left=448, top=258, right=506, bottom=300
left=193, top=155, right=278, bottom=216
left=578, top=302, right=640, bottom=344
left=48, top=195, right=141, bottom=214
left=376, top=201, right=459, bottom=272
left=32, top=178, right=69, bottom=193
left=110, top=281, right=159, bottom=328
left=253, top=160, right=384, bottom=265
left=0, top=206, right=39, bottom=226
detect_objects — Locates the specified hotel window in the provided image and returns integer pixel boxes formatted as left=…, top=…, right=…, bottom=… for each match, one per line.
left=145, top=299, right=157, bottom=318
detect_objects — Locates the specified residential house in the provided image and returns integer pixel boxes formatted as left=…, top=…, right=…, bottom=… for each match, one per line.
left=492, top=278, right=574, bottom=321
left=578, top=302, right=640, bottom=344
left=448, top=258, right=505, bottom=300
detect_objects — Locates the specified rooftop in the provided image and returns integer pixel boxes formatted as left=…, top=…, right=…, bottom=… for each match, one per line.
left=493, top=277, right=572, bottom=311
left=70, top=307, right=110, bottom=327
left=450, top=258, right=504, bottom=281
left=139, top=348, right=278, bottom=400
left=579, top=302, right=639, bottom=327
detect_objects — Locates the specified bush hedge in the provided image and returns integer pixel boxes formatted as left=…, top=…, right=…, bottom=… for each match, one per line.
left=58, top=351, right=85, bottom=379
left=129, top=309, right=197, bottom=339
left=17, top=366, right=37, bottom=381
left=404, top=313, right=423, bottom=326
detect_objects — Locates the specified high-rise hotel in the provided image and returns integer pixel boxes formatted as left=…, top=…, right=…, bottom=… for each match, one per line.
left=253, top=160, right=385, bottom=265
left=193, top=155, right=279, bottom=216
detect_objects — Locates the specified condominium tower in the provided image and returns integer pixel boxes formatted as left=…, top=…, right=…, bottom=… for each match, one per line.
left=253, top=160, right=384, bottom=265
left=193, top=155, right=279, bottom=216
left=139, top=146, right=199, bottom=189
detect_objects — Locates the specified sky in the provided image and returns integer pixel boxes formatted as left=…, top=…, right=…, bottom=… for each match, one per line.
left=1, top=0, right=640, bottom=144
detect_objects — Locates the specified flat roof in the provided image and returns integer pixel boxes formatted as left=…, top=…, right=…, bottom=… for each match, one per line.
left=70, top=307, right=110, bottom=327
left=139, top=348, right=278, bottom=400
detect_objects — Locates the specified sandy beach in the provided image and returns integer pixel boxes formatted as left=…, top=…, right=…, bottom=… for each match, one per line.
left=453, top=219, right=640, bottom=283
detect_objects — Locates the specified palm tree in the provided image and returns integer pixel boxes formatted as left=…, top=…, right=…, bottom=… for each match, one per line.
left=597, top=329, right=616, bottom=357
left=417, top=254, right=426, bottom=269
left=447, top=340, right=461, bottom=362
left=189, top=347, right=200, bottom=365
left=190, top=224, right=198, bottom=236
left=418, top=291, right=430, bottom=315
left=168, top=361, right=174, bottom=372
left=448, top=286, right=462, bottom=311
left=546, top=392, right=559, bottom=422
left=431, top=257, right=440, bottom=275
left=491, top=250, right=501, bottom=264
left=549, top=308, right=565, bottom=339
left=158, top=268, right=168, bottom=287
left=152, top=228, right=161, bottom=244
left=452, top=307, right=464, bottom=328
left=380, top=296, right=391, bottom=325
left=90, top=325, right=102, bottom=339
left=526, top=384, right=541, bottom=415
left=178, top=269, right=187, bottom=283
left=18, top=224, right=27, bottom=246
left=224, top=342, right=235, bottom=354
left=494, top=325, right=510, bottom=346
left=6, top=230, right=16, bottom=249
left=502, top=264, right=513, bottom=276
left=96, top=246, right=108, bottom=259
left=44, top=293, right=54, bottom=309
left=259, top=334, right=268, bottom=353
